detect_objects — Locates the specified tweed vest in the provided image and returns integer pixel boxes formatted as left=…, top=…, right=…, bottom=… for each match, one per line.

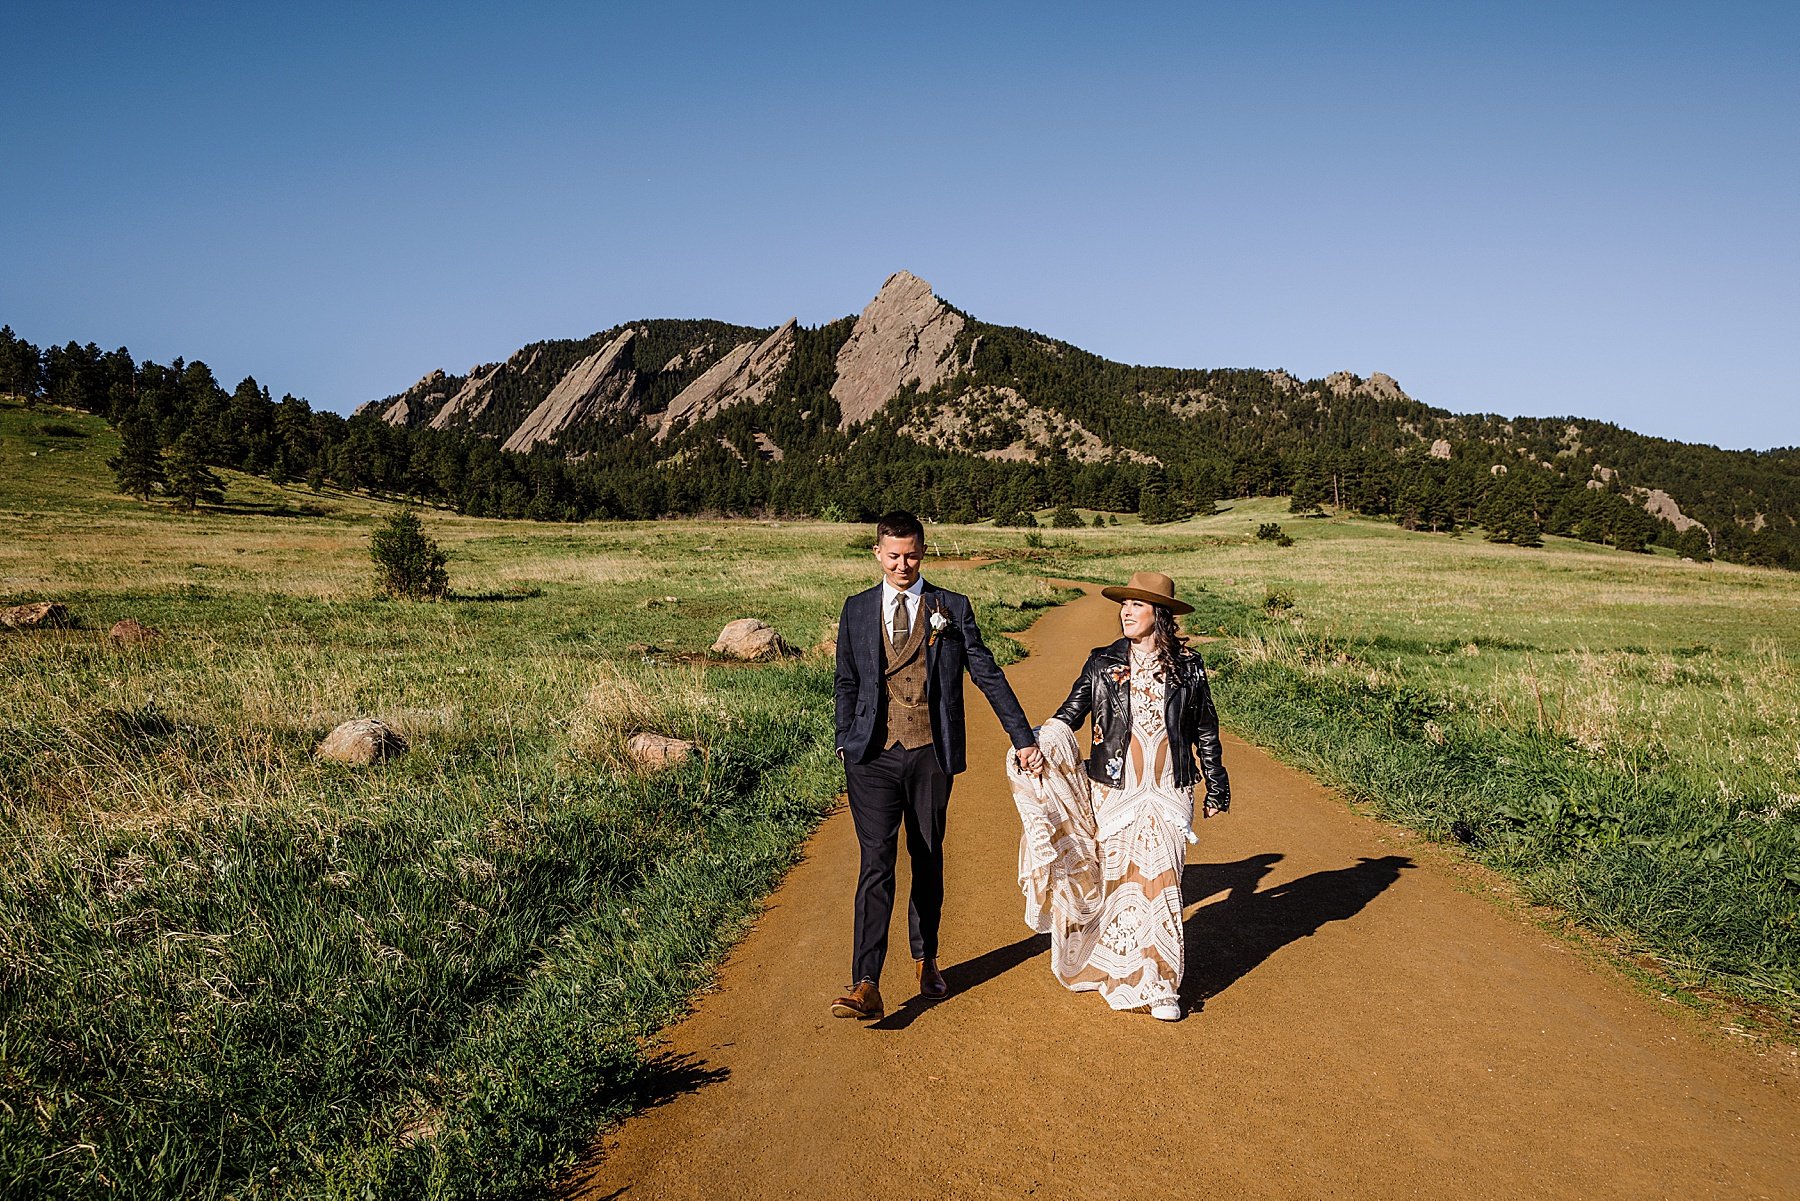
left=880, top=597, right=933, bottom=750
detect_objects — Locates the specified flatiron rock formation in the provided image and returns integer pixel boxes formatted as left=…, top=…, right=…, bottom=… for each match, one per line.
left=342, top=270, right=1799, bottom=570
left=502, top=329, right=639, bottom=453
left=429, top=361, right=504, bottom=430
left=654, top=319, right=797, bottom=440
left=831, top=271, right=966, bottom=428
left=1635, top=487, right=1707, bottom=535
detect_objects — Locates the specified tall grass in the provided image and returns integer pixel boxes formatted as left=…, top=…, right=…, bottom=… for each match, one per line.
left=0, top=406, right=1079, bottom=1200
left=1211, top=623, right=1800, bottom=1006
left=1039, top=500, right=1800, bottom=1015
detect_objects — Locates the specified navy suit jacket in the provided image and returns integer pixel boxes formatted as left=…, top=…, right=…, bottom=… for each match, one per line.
left=834, top=580, right=1035, bottom=776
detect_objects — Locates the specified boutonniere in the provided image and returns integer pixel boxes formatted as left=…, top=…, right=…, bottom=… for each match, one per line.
left=925, top=604, right=951, bottom=647
left=1107, top=663, right=1131, bottom=686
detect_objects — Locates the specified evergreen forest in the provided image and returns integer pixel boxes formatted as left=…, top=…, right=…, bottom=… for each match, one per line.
left=2, top=313, right=1794, bottom=571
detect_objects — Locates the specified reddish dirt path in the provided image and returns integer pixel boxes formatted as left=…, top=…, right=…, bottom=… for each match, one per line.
left=568, top=585, right=1800, bottom=1201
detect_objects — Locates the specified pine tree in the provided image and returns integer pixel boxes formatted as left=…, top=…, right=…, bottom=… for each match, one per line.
left=0, top=325, right=41, bottom=400
left=164, top=429, right=225, bottom=512
left=1138, top=471, right=1176, bottom=524
left=370, top=507, right=449, bottom=599
left=108, top=416, right=166, bottom=501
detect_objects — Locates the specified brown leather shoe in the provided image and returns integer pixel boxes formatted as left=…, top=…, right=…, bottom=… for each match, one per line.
left=915, top=957, right=947, bottom=1001
left=830, top=979, right=884, bottom=1020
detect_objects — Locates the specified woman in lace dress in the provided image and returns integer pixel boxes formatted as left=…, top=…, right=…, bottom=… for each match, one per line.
left=1008, top=571, right=1230, bottom=1021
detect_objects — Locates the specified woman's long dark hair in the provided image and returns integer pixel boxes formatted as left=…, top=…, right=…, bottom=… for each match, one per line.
left=1151, top=604, right=1186, bottom=677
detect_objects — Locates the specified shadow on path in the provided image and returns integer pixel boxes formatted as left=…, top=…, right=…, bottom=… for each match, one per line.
left=873, top=932, right=1050, bottom=1031
left=614, top=1050, right=732, bottom=1117
left=1182, top=854, right=1415, bottom=1007
left=559, top=1053, right=732, bottom=1198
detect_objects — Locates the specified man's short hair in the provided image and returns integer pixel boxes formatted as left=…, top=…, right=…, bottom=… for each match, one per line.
left=875, top=510, right=925, bottom=545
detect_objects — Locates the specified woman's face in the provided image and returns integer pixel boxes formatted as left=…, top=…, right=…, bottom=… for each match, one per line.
left=1119, top=598, right=1156, bottom=640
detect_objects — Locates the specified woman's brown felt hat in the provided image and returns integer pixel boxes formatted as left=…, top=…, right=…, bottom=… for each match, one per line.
left=1101, top=570, right=1194, bottom=616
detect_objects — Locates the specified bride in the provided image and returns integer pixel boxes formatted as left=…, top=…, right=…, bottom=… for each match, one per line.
left=1009, top=571, right=1231, bottom=1021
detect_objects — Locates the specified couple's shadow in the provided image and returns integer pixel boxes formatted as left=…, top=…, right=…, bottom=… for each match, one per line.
left=875, top=852, right=1413, bottom=1028
left=1177, top=852, right=1413, bottom=1007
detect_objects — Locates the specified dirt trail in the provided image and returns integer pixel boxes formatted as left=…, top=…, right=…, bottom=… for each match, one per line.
left=570, top=585, right=1800, bottom=1201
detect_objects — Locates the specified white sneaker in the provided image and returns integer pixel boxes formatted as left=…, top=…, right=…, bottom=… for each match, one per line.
left=1150, top=1002, right=1181, bottom=1021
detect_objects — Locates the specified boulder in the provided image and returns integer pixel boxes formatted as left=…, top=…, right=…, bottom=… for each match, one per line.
left=108, top=618, right=162, bottom=643
left=712, top=618, right=795, bottom=661
left=315, top=718, right=409, bottom=765
left=626, top=732, right=696, bottom=770
left=2, top=602, right=71, bottom=630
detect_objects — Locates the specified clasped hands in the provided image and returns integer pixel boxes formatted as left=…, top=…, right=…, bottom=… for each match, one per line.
left=1016, top=743, right=1045, bottom=774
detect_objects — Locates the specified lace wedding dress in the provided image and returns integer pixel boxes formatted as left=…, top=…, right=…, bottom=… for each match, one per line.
left=1009, top=649, right=1193, bottom=1011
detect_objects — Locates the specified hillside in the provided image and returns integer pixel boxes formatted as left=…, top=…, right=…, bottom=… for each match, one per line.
left=356, top=272, right=1799, bottom=567
left=4, top=275, right=1796, bottom=567
left=3, top=392, right=1798, bottom=1199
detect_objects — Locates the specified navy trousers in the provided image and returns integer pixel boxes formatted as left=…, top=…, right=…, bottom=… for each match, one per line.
left=845, top=742, right=952, bottom=985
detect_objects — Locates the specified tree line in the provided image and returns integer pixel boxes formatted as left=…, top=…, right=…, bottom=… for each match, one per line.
left=2, top=319, right=1793, bottom=571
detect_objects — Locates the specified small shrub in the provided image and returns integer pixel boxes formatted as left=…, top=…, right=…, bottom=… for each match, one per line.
left=1049, top=505, right=1083, bottom=529
left=1276, top=533, right=1295, bottom=547
left=1256, top=522, right=1285, bottom=542
left=1092, top=513, right=1108, bottom=528
left=1024, top=530, right=1044, bottom=549
left=37, top=421, right=86, bottom=438
left=1262, top=587, right=1296, bottom=615
left=370, top=507, right=449, bottom=600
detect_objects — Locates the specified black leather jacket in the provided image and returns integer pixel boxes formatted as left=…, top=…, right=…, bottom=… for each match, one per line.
left=1050, top=638, right=1230, bottom=808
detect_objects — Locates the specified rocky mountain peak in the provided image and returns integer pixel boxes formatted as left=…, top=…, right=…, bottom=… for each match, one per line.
left=500, top=328, right=639, bottom=453
left=653, top=319, right=797, bottom=440
left=831, top=271, right=967, bottom=428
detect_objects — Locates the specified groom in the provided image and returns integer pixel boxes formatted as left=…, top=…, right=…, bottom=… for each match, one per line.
left=831, top=511, right=1042, bottom=1021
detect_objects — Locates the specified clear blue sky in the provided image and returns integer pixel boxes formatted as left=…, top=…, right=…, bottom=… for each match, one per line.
left=6, top=1, right=1795, bottom=450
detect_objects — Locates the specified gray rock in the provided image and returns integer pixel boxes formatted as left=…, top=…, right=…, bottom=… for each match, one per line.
left=2, top=602, right=71, bottom=630
left=315, top=718, right=409, bottom=765
left=712, top=618, right=795, bottom=661
left=108, top=618, right=162, bottom=643
left=626, top=732, right=696, bottom=770
left=654, top=319, right=797, bottom=440
left=502, top=329, right=640, bottom=453
left=832, top=272, right=967, bottom=429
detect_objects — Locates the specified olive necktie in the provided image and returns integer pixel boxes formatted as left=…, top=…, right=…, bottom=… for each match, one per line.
left=892, top=594, right=910, bottom=642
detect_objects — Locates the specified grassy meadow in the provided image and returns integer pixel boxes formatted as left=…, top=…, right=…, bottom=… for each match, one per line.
left=4, top=397, right=1799, bottom=1198
left=0, top=401, right=1071, bottom=1198
left=1010, top=500, right=1800, bottom=1013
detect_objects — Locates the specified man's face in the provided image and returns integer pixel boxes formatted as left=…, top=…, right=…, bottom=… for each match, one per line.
left=874, top=534, right=924, bottom=591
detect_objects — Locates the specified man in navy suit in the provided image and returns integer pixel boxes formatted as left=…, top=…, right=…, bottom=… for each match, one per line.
left=830, top=511, right=1042, bottom=1020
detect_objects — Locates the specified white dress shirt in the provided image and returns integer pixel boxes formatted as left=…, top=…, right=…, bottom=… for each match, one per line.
left=881, top=577, right=925, bottom=637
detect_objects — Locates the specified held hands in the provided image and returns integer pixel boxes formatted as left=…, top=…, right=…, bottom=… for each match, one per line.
left=1016, top=744, right=1044, bottom=774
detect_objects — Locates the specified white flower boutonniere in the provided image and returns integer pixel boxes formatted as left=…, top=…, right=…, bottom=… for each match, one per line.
left=926, top=607, right=950, bottom=647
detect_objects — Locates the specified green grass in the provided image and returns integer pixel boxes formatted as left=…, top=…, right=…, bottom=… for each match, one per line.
left=0, top=400, right=1076, bottom=1199
left=5, top=395, right=1799, bottom=1196
left=1043, top=500, right=1800, bottom=1014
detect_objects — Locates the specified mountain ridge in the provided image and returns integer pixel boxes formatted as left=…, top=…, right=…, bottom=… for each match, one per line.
left=5, top=274, right=1795, bottom=567
left=346, top=270, right=1794, bottom=565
